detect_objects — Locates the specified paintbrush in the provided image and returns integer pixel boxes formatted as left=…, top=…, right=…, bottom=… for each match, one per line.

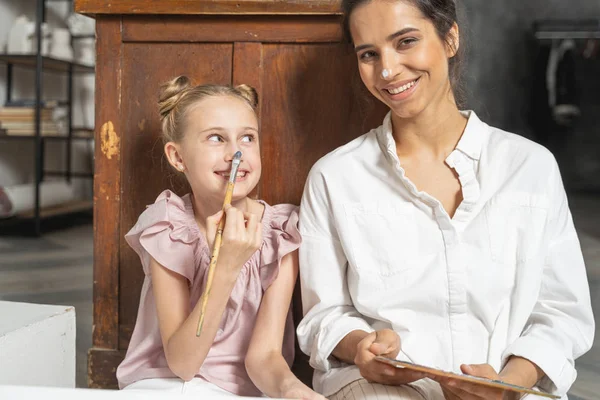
left=196, top=150, right=243, bottom=337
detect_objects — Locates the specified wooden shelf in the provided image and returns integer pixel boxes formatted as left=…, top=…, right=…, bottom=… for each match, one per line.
left=0, top=54, right=95, bottom=74
left=75, top=0, right=344, bottom=15
left=17, top=200, right=93, bottom=219
left=0, top=134, right=94, bottom=141
left=0, top=126, right=94, bottom=140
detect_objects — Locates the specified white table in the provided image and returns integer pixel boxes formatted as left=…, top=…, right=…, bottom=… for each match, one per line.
left=0, top=385, right=278, bottom=399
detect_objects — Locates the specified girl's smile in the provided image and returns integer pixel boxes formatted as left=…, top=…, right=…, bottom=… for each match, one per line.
left=214, top=168, right=251, bottom=182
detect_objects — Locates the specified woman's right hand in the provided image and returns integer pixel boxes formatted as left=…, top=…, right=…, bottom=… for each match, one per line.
left=354, top=329, right=428, bottom=385
left=206, top=204, right=262, bottom=275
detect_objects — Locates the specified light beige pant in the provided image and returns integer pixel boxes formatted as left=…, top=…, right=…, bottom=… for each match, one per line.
left=328, top=378, right=445, bottom=400
left=327, top=378, right=554, bottom=400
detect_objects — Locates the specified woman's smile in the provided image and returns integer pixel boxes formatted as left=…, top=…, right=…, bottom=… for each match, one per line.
left=381, top=77, right=420, bottom=101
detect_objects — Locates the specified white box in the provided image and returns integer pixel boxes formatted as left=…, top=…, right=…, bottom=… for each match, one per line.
left=0, top=301, right=76, bottom=388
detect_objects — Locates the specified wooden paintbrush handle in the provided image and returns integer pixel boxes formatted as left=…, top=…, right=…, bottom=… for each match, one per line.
left=195, top=180, right=236, bottom=336
left=195, top=218, right=224, bottom=336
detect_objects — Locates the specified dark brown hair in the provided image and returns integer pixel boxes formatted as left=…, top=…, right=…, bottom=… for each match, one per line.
left=341, top=0, right=465, bottom=106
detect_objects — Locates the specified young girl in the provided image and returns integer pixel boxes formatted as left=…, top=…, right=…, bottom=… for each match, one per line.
left=116, top=76, right=324, bottom=399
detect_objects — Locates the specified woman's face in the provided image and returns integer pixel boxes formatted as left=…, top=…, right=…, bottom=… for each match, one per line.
left=349, top=0, right=458, bottom=119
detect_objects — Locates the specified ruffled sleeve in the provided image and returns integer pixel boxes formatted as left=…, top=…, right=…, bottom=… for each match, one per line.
left=259, top=204, right=302, bottom=291
left=125, top=190, right=199, bottom=283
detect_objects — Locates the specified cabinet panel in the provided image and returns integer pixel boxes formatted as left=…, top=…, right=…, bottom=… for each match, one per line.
left=122, top=15, right=342, bottom=43
left=259, top=43, right=387, bottom=205
left=94, top=17, right=123, bottom=352
left=118, top=43, right=233, bottom=344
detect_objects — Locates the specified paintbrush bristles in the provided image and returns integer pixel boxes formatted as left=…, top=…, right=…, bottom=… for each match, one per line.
left=195, top=151, right=243, bottom=337
left=228, top=152, right=242, bottom=185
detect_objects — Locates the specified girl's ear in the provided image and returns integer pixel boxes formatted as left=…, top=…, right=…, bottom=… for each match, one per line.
left=164, top=141, right=186, bottom=172
left=446, top=23, right=460, bottom=58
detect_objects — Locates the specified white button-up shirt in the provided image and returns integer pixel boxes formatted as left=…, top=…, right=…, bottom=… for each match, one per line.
left=296, top=111, right=594, bottom=399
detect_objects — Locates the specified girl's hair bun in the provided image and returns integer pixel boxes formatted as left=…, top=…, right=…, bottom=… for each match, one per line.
left=235, top=84, right=258, bottom=109
left=158, top=75, right=193, bottom=121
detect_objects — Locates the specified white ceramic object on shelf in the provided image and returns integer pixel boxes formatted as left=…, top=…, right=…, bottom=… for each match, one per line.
left=75, top=37, right=95, bottom=66
left=67, top=13, right=95, bottom=36
left=52, top=107, right=69, bottom=135
left=7, top=15, right=50, bottom=55
left=0, top=181, right=75, bottom=218
left=27, top=22, right=52, bottom=56
left=49, top=28, right=73, bottom=61
left=6, top=15, right=29, bottom=53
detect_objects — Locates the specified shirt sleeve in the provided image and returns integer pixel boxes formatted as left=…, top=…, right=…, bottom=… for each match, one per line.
left=501, top=156, right=595, bottom=395
left=124, top=190, right=198, bottom=283
left=296, top=166, right=374, bottom=372
left=259, top=204, right=302, bottom=291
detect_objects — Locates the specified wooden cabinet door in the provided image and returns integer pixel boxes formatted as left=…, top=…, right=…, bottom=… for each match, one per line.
left=91, top=14, right=387, bottom=389
left=259, top=43, right=386, bottom=204
left=119, top=42, right=233, bottom=348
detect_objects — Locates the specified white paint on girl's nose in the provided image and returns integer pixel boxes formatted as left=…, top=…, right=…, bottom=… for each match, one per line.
left=382, top=69, right=392, bottom=79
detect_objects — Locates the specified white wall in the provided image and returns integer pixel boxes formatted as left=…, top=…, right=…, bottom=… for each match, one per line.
left=0, top=0, right=95, bottom=199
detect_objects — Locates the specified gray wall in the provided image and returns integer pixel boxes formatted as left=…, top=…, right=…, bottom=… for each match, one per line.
left=459, top=0, right=600, bottom=190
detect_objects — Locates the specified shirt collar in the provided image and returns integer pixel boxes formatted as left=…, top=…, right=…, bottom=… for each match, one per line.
left=455, top=110, right=486, bottom=161
left=376, top=110, right=487, bottom=162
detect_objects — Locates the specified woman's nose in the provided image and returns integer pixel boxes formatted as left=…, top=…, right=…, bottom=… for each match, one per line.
left=380, top=51, right=400, bottom=80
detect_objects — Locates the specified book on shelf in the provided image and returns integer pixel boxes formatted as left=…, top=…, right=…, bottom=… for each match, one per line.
left=0, top=105, right=61, bottom=136
left=2, top=99, right=60, bottom=108
left=0, top=108, right=54, bottom=119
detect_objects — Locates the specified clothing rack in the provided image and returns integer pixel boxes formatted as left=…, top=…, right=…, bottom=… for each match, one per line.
left=534, top=19, right=600, bottom=40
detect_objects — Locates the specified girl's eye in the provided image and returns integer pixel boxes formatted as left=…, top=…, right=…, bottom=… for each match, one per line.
left=207, top=135, right=224, bottom=142
left=359, top=51, right=378, bottom=61
left=241, top=135, right=255, bottom=143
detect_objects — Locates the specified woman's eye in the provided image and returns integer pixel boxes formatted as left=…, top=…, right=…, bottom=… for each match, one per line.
left=241, top=135, right=254, bottom=143
left=398, top=38, right=418, bottom=48
left=359, top=51, right=377, bottom=61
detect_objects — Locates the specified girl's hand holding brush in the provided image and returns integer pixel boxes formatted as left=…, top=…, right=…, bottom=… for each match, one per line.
left=205, top=205, right=262, bottom=280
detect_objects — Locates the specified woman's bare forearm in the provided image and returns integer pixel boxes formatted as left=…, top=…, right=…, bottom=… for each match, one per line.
left=332, top=330, right=370, bottom=364
left=499, top=356, right=544, bottom=389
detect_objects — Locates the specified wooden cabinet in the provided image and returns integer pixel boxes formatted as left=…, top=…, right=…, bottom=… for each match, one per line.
left=75, top=0, right=386, bottom=389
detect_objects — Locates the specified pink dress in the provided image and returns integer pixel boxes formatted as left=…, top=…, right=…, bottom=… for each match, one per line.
left=116, top=190, right=300, bottom=396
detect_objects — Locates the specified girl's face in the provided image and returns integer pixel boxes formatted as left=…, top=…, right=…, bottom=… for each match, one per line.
left=170, top=95, right=261, bottom=203
left=349, top=0, right=458, bottom=119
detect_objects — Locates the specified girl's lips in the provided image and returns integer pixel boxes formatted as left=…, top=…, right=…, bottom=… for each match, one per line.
left=214, top=170, right=250, bottom=182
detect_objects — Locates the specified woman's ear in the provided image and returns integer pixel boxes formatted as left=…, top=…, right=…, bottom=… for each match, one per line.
left=446, top=23, right=460, bottom=58
left=164, top=141, right=186, bottom=172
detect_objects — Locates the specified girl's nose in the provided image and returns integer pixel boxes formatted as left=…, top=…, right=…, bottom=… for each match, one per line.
left=226, top=145, right=241, bottom=162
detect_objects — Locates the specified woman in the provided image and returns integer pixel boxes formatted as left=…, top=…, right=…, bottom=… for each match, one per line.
left=296, top=1, right=594, bottom=399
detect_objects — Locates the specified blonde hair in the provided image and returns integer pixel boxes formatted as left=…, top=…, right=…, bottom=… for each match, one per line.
left=158, top=75, right=258, bottom=143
